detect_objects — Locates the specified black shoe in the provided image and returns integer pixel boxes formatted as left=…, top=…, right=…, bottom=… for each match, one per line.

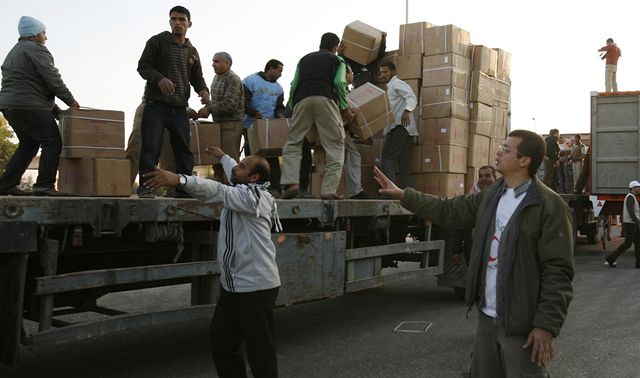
left=0, top=186, right=32, bottom=196
left=33, top=188, right=69, bottom=197
left=349, top=191, right=374, bottom=200
left=281, top=188, right=300, bottom=200
left=604, top=258, right=617, bottom=268
left=137, top=189, right=156, bottom=198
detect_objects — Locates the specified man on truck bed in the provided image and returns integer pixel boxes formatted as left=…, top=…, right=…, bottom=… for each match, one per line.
left=375, top=129, right=574, bottom=377
left=598, top=38, right=621, bottom=92
left=142, top=146, right=281, bottom=378
left=604, top=180, right=640, bottom=268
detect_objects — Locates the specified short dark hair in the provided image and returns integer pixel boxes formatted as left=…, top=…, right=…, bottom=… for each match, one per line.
left=319, top=33, right=340, bottom=50
left=379, top=61, right=396, bottom=71
left=479, top=165, right=496, bottom=178
left=264, top=59, right=283, bottom=72
left=170, top=6, right=191, bottom=21
left=549, top=128, right=559, bottom=136
left=607, top=38, right=614, bottom=43
left=575, top=134, right=581, bottom=141
left=508, top=129, right=545, bottom=177
left=215, top=52, right=233, bottom=66
left=252, top=156, right=271, bottom=184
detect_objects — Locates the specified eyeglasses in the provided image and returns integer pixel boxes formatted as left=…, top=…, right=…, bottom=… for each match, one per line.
left=497, top=144, right=513, bottom=154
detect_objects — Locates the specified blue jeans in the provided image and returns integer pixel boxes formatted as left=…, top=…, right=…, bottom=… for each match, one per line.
left=0, top=109, right=61, bottom=191
left=138, top=101, right=193, bottom=195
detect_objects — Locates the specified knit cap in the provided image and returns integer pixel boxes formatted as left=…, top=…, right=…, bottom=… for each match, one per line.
left=18, top=16, right=46, bottom=38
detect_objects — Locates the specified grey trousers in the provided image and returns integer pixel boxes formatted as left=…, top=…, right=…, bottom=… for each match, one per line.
left=344, top=134, right=363, bottom=197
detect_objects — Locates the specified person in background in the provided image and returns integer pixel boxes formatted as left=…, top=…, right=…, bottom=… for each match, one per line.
left=570, top=134, right=585, bottom=194
left=558, top=136, right=570, bottom=194
left=338, top=31, right=387, bottom=88
left=542, top=129, right=559, bottom=191
left=0, top=16, right=80, bottom=197
left=598, top=38, right=621, bottom=92
left=604, top=180, right=640, bottom=269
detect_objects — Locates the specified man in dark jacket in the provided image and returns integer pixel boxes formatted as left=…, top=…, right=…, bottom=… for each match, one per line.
left=375, top=129, right=574, bottom=377
left=543, top=128, right=559, bottom=191
left=136, top=5, right=209, bottom=197
left=0, top=16, right=80, bottom=196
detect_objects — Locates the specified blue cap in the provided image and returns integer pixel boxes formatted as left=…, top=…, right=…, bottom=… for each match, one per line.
left=18, top=16, right=46, bottom=38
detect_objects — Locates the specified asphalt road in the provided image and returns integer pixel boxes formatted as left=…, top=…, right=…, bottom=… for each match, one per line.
left=2, top=229, right=640, bottom=378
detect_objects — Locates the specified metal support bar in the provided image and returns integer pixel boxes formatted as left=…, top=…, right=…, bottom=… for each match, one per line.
left=345, top=240, right=445, bottom=261
left=0, top=253, right=29, bottom=367
left=35, top=261, right=219, bottom=295
left=38, top=239, right=59, bottom=332
left=346, top=266, right=441, bottom=293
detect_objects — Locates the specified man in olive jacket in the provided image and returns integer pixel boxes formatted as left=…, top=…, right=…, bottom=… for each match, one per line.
left=374, top=129, right=574, bottom=377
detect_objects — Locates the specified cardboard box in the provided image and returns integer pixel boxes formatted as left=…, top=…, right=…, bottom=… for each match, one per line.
left=342, top=20, right=384, bottom=66
left=248, top=118, right=290, bottom=156
left=420, top=86, right=469, bottom=120
left=347, top=83, right=393, bottom=139
left=59, top=109, right=125, bottom=158
left=424, top=24, right=471, bottom=57
left=422, top=54, right=470, bottom=89
left=419, top=118, right=468, bottom=147
left=190, top=120, right=221, bottom=165
left=356, top=138, right=384, bottom=166
left=494, top=48, right=512, bottom=78
left=411, top=173, right=466, bottom=197
left=310, top=171, right=346, bottom=198
left=472, top=45, right=498, bottom=77
left=58, top=158, right=131, bottom=196
left=412, top=145, right=467, bottom=173
left=470, top=71, right=495, bottom=106
left=493, top=107, right=509, bottom=139
left=492, top=76, right=511, bottom=109
left=313, top=146, right=326, bottom=173
left=396, top=54, right=423, bottom=80
left=469, top=102, right=494, bottom=137
left=468, top=133, right=491, bottom=167
left=399, top=22, right=433, bottom=55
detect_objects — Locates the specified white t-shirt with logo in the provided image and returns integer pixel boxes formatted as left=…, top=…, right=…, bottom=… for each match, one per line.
left=481, top=188, right=525, bottom=318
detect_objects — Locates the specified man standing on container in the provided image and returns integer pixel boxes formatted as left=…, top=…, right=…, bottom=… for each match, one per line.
left=280, top=32, right=351, bottom=200
left=0, top=16, right=80, bottom=197
left=142, top=146, right=281, bottom=378
left=542, top=128, right=559, bottom=191
left=137, top=5, right=209, bottom=198
left=598, top=38, right=621, bottom=92
left=375, top=129, right=574, bottom=377
left=604, top=180, right=640, bottom=268
left=378, top=61, right=418, bottom=188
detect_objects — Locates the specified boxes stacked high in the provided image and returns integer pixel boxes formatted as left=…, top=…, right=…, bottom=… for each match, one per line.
left=399, top=22, right=433, bottom=55
left=472, top=45, right=497, bottom=77
left=424, top=24, right=471, bottom=57
left=58, top=158, right=131, bottom=197
left=190, top=120, right=221, bottom=165
left=341, top=21, right=384, bottom=66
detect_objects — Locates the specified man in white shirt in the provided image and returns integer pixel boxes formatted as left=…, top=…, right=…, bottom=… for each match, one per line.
left=378, top=61, right=418, bottom=188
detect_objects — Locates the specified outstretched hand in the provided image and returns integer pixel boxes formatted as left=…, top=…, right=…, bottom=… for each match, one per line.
left=142, top=167, right=179, bottom=190
left=206, top=146, right=225, bottom=159
left=373, top=166, right=404, bottom=200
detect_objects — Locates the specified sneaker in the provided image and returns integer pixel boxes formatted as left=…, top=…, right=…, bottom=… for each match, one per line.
left=0, top=186, right=32, bottom=196
left=604, top=258, right=617, bottom=268
left=137, top=189, right=156, bottom=198
left=33, top=188, right=68, bottom=197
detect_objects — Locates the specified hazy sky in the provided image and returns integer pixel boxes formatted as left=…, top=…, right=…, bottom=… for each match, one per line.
left=1, top=0, right=637, bottom=140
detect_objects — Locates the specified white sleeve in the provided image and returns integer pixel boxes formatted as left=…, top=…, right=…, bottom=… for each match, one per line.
left=220, top=154, right=236, bottom=182
left=395, top=80, right=417, bottom=112
left=183, top=176, right=260, bottom=215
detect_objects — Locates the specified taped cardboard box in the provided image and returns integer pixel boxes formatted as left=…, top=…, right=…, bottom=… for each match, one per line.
left=492, top=76, right=511, bottom=109
left=356, top=138, right=384, bottom=166
left=469, top=102, right=494, bottom=137
left=190, top=120, right=221, bottom=165
left=418, top=145, right=467, bottom=173
left=59, top=109, right=125, bottom=159
left=399, top=22, right=433, bottom=55
left=494, top=48, right=512, bottom=78
left=422, top=53, right=470, bottom=89
left=342, top=20, right=383, bottom=66
left=493, top=107, right=509, bottom=139
left=424, top=24, right=471, bottom=57
left=420, top=86, right=469, bottom=120
left=248, top=118, right=290, bottom=156
left=411, top=173, right=466, bottom=197
left=396, top=54, right=423, bottom=80
left=419, top=117, right=468, bottom=147
left=58, top=158, right=131, bottom=197
left=472, top=45, right=498, bottom=77
left=468, top=133, right=491, bottom=167
left=470, top=71, right=495, bottom=106
left=347, top=83, right=393, bottom=139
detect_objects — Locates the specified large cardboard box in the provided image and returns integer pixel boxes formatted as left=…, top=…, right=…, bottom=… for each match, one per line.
left=412, top=145, right=467, bottom=173
left=419, top=118, right=468, bottom=147
left=356, top=138, right=384, bottom=166
left=472, top=45, right=498, bottom=77
left=493, top=107, right=509, bottom=139
left=411, top=173, right=466, bottom=197
left=469, top=102, right=494, bottom=137
left=396, top=54, right=423, bottom=80
left=424, top=24, right=471, bottom=57
left=248, top=118, right=290, bottom=156
left=468, top=133, right=491, bottom=167
left=404, top=79, right=421, bottom=126
left=342, top=20, right=384, bottom=66
left=399, top=22, right=433, bottom=55
left=492, top=76, right=511, bottom=109
left=420, top=86, right=469, bottom=120
left=59, top=109, right=125, bottom=158
left=470, top=71, right=495, bottom=106
left=347, top=83, right=393, bottom=139
left=494, top=48, right=512, bottom=78
left=58, top=158, right=131, bottom=197
left=190, top=120, right=221, bottom=165
left=310, top=171, right=346, bottom=198
left=422, top=53, right=470, bottom=89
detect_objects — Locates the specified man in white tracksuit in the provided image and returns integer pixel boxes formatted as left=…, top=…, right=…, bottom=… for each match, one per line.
left=143, top=146, right=281, bottom=377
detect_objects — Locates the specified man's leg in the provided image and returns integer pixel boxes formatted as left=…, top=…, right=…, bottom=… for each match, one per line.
left=607, top=223, right=635, bottom=263
left=210, top=287, right=247, bottom=378
left=381, top=126, right=407, bottom=187
left=612, top=65, right=618, bottom=92
left=267, top=157, right=281, bottom=193
left=0, top=110, right=41, bottom=191
left=344, top=135, right=363, bottom=197
left=124, top=102, right=146, bottom=185
left=166, top=107, right=192, bottom=197
left=397, top=130, right=413, bottom=188
left=299, top=138, right=313, bottom=193
left=138, top=102, right=166, bottom=191
left=605, top=66, right=612, bottom=92
left=238, top=288, right=279, bottom=378
left=542, top=159, right=555, bottom=190
left=572, top=162, right=581, bottom=192
left=314, top=97, right=345, bottom=197
left=469, top=312, right=504, bottom=378
left=281, top=98, right=315, bottom=188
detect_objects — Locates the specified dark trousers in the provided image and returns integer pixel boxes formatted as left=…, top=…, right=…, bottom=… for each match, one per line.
left=300, top=138, right=312, bottom=192
left=0, top=109, right=61, bottom=190
left=210, top=286, right=279, bottom=378
left=138, top=101, right=193, bottom=194
left=381, top=126, right=413, bottom=188
left=243, top=129, right=282, bottom=192
left=607, top=222, right=640, bottom=266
